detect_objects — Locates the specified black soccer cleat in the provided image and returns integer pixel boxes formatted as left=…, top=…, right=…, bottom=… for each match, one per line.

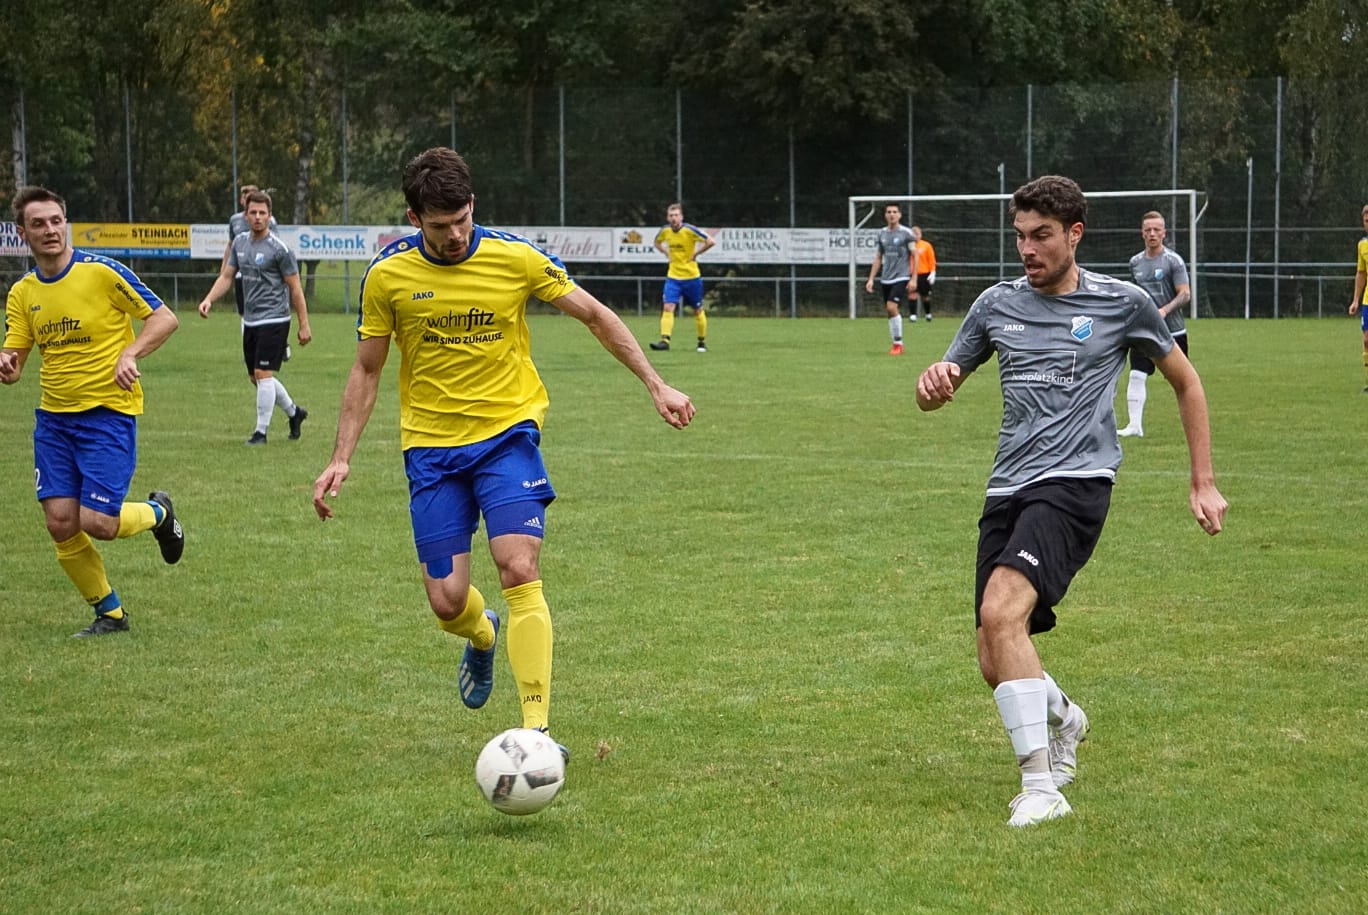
left=288, top=405, right=309, bottom=440
left=649, top=340, right=670, bottom=351
left=148, top=491, right=185, bottom=564
left=73, top=612, right=130, bottom=638
left=245, top=431, right=267, bottom=445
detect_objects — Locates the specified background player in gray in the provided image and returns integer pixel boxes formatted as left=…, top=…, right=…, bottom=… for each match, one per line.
left=198, top=191, right=312, bottom=444
left=224, top=184, right=278, bottom=316
left=914, top=175, right=1226, bottom=828
left=864, top=203, right=916, bottom=354
left=1119, top=210, right=1191, bottom=437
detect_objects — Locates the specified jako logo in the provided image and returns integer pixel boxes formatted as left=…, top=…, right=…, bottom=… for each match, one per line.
left=1003, top=323, right=1025, bottom=332
left=1016, top=549, right=1039, bottom=566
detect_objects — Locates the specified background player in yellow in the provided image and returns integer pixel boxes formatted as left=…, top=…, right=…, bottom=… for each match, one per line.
left=1, top=186, right=185, bottom=637
left=649, top=202, right=716, bottom=352
left=312, top=148, right=695, bottom=760
left=1348, top=203, right=1368, bottom=392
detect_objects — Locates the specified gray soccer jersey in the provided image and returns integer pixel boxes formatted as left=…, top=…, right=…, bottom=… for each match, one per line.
left=1128, top=247, right=1189, bottom=336
left=228, top=231, right=299, bottom=326
left=875, top=226, right=917, bottom=283
left=943, top=268, right=1173, bottom=495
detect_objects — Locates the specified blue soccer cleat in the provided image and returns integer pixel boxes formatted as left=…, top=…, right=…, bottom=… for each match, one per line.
left=458, top=610, right=499, bottom=709
left=536, top=726, right=570, bottom=767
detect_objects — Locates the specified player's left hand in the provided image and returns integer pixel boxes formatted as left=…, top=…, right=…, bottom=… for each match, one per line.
left=1191, top=482, right=1228, bottom=536
left=312, top=460, right=351, bottom=520
left=655, top=385, right=695, bottom=429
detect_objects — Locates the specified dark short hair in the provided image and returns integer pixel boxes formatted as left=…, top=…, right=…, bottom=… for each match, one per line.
left=1009, top=175, right=1087, bottom=228
left=12, top=186, right=66, bottom=222
left=243, top=190, right=272, bottom=212
left=403, top=147, right=473, bottom=216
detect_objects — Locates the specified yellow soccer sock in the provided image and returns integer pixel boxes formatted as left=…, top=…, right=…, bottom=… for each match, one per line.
left=695, top=309, right=707, bottom=342
left=504, top=580, right=552, bottom=731
left=659, top=311, right=675, bottom=341
left=117, top=500, right=159, bottom=538
left=54, top=532, right=115, bottom=608
left=435, top=586, right=494, bottom=649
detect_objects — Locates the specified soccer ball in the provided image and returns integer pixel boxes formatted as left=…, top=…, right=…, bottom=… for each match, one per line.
left=474, top=728, right=565, bottom=815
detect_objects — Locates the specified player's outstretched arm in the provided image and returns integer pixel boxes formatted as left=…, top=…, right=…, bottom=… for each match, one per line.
left=1155, top=347, right=1228, bottom=535
left=313, top=335, right=390, bottom=520
left=198, top=259, right=239, bottom=318
left=553, top=286, right=695, bottom=429
left=115, top=306, right=179, bottom=391
left=915, top=361, right=963, bottom=411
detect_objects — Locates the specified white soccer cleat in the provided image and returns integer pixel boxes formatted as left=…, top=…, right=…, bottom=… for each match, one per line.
left=1049, top=704, right=1090, bottom=788
left=1118, top=426, right=1143, bottom=438
left=1007, top=788, right=1073, bottom=827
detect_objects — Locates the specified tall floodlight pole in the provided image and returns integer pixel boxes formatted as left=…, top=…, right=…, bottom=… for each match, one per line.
left=998, top=163, right=1006, bottom=280
left=1273, top=77, right=1283, bottom=319
left=123, top=83, right=135, bottom=220
left=231, top=85, right=239, bottom=206
left=1244, top=158, right=1254, bottom=320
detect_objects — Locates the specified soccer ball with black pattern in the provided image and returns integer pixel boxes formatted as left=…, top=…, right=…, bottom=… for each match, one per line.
left=474, top=728, right=566, bottom=815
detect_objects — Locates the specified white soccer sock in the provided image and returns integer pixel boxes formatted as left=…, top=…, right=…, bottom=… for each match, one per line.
left=254, top=377, right=276, bottom=433
left=994, top=678, right=1052, bottom=788
left=1042, top=671, right=1071, bottom=727
left=889, top=315, right=903, bottom=343
left=272, top=378, right=297, bottom=417
left=1125, top=370, right=1148, bottom=430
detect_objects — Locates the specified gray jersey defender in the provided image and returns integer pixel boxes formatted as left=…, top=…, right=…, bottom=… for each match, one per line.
left=228, top=231, right=299, bottom=327
left=874, top=226, right=917, bottom=284
left=943, top=267, right=1173, bottom=495
left=1128, top=247, right=1189, bottom=337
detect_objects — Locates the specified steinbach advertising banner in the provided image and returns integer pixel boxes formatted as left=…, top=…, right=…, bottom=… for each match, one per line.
left=69, top=223, right=192, bottom=258
left=2, top=223, right=882, bottom=265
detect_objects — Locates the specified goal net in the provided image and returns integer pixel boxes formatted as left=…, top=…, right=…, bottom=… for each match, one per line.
left=846, top=189, right=1203, bottom=319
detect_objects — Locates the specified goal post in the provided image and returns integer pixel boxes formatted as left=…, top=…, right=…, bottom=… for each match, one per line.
left=847, top=189, right=1202, bottom=320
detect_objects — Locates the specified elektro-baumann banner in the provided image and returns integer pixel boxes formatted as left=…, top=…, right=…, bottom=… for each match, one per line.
left=3, top=223, right=882, bottom=264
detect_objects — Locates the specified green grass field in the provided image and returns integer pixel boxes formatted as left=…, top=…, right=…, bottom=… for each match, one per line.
left=2, top=312, right=1365, bottom=913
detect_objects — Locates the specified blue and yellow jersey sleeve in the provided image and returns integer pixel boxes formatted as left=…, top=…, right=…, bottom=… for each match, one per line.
left=1357, top=237, right=1368, bottom=304
left=654, top=223, right=711, bottom=280
left=358, top=227, right=576, bottom=449
left=3, top=250, right=162, bottom=415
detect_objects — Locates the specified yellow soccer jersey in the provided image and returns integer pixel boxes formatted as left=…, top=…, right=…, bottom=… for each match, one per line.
left=654, top=223, right=711, bottom=280
left=3, top=250, right=162, bottom=415
left=1358, top=237, right=1368, bottom=304
left=358, top=227, right=576, bottom=449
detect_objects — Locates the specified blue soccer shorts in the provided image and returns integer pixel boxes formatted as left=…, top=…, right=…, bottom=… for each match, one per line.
left=33, top=407, right=138, bottom=516
left=663, top=277, right=705, bottom=310
left=403, top=421, right=556, bottom=576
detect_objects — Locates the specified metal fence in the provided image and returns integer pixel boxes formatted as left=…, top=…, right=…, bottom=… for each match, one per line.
left=6, top=76, right=1368, bottom=318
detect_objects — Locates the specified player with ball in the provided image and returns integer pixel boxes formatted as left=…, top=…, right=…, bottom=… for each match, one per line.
left=313, top=148, right=695, bottom=787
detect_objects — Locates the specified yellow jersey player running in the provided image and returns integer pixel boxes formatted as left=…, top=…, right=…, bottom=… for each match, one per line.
left=1348, top=203, right=1368, bottom=392
left=649, top=203, right=716, bottom=352
left=2, top=186, right=185, bottom=637
left=312, top=148, right=695, bottom=761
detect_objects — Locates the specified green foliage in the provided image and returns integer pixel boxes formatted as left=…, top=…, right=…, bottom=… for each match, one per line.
left=1, top=312, right=1366, bottom=912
